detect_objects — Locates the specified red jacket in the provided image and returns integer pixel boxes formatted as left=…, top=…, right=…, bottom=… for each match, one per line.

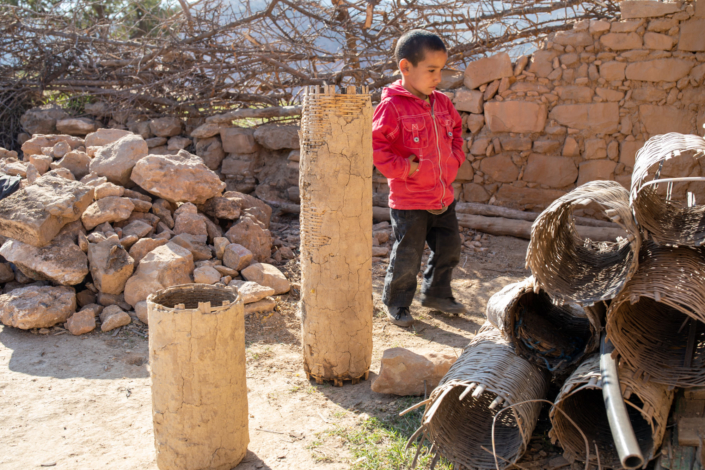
left=373, top=80, right=465, bottom=211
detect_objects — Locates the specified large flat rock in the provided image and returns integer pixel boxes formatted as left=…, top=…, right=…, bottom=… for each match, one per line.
left=484, top=101, right=547, bottom=133
left=549, top=103, right=620, bottom=134
left=130, top=150, right=225, bottom=205
left=620, top=1, right=681, bottom=19
left=463, top=52, right=513, bottom=90
left=0, top=285, right=76, bottom=329
left=0, top=238, right=88, bottom=285
left=0, top=174, right=94, bottom=247
left=625, top=59, right=694, bottom=82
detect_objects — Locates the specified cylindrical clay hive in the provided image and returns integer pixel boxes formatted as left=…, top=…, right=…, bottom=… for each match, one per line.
left=147, top=284, right=248, bottom=470
left=300, top=85, right=373, bottom=385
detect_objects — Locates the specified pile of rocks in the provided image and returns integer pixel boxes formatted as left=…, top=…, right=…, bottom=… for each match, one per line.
left=0, top=128, right=295, bottom=336
left=18, top=104, right=301, bottom=210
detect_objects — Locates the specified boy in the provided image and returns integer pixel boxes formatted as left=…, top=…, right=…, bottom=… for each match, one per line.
left=373, top=29, right=467, bottom=327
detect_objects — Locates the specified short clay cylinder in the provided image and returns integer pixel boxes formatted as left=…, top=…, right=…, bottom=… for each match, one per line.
left=147, top=284, right=248, bottom=470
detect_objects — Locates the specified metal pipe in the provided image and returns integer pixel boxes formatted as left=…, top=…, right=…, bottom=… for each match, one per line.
left=600, top=335, right=644, bottom=469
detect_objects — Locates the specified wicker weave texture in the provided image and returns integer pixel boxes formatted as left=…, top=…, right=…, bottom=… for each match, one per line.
left=526, top=180, right=640, bottom=306
left=606, top=242, right=705, bottom=388
left=631, top=133, right=705, bottom=247
left=419, top=323, right=548, bottom=470
left=486, top=277, right=600, bottom=376
left=549, top=354, right=673, bottom=468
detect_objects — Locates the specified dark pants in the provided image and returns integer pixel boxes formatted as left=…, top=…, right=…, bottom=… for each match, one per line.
left=382, top=200, right=461, bottom=307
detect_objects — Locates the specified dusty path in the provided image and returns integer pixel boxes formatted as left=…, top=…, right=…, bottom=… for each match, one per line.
left=0, top=232, right=530, bottom=470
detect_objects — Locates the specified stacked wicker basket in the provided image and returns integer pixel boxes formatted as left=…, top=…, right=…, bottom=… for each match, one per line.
left=409, top=133, right=705, bottom=470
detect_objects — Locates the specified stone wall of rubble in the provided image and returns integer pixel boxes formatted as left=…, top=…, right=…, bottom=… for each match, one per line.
left=439, top=0, right=705, bottom=214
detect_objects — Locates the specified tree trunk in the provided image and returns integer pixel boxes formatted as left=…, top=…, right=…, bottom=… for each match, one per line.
left=456, top=202, right=618, bottom=228
left=299, top=85, right=374, bottom=385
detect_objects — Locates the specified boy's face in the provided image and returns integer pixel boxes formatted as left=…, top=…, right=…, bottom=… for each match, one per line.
left=399, top=49, right=448, bottom=99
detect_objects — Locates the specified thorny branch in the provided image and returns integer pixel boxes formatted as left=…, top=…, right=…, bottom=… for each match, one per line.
left=0, top=0, right=618, bottom=148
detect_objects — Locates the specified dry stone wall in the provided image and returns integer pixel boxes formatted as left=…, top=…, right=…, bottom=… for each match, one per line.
left=431, top=0, right=705, bottom=214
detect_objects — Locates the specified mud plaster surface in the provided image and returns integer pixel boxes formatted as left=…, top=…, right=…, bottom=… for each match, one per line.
left=300, top=105, right=374, bottom=381
left=0, top=233, right=531, bottom=470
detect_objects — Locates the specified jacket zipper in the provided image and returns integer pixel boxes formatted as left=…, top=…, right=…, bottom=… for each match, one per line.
left=430, top=99, right=446, bottom=209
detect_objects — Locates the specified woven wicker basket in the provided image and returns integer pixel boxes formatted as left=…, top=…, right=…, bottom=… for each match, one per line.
left=549, top=354, right=673, bottom=468
left=486, top=277, right=601, bottom=376
left=630, top=133, right=705, bottom=246
left=606, top=242, right=705, bottom=388
left=413, top=323, right=548, bottom=470
left=526, top=180, right=640, bottom=306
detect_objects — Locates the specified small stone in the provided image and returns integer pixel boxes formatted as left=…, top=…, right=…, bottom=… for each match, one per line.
left=81, top=197, right=135, bottom=231
left=220, top=128, right=259, bottom=154
left=223, top=243, right=254, bottom=271
left=145, top=137, right=167, bottom=148
left=85, top=128, right=133, bottom=147
left=100, top=306, right=131, bottom=332
left=121, top=220, right=152, bottom=239
left=169, top=233, right=212, bottom=261
left=200, top=197, right=241, bottom=220
left=0, top=262, right=14, bottom=283
left=128, top=237, right=169, bottom=264
left=56, top=118, right=97, bottom=136
left=193, top=266, right=222, bottom=284
left=94, top=182, right=125, bottom=200
left=229, top=280, right=275, bottom=304
left=373, top=246, right=390, bottom=257
left=152, top=199, right=175, bottom=229
left=134, top=300, right=149, bottom=324
left=123, top=242, right=194, bottom=307
left=214, top=237, right=229, bottom=259
left=76, top=289, right=96, bottom=307
left=278, top=246, right=295, bottom=260
left=87, top=237, right=135, bottom=295
left=167, top=136, right=192, bottom=151
left=214, top=265, right=238, bottom=277
left=225, top=216, right=272, bottom=262
left=245, top=297, right=276, bottom=315
left=66, top=308, right=96, bottom=335
left=241, top=263, right=290, bottom=295
left=149, top=116, right=183, bottom=137
left=371, top=348, right=457, bottom=396
left=253, top=124, right=299, bottom=150
left=464, top=52, right=513, bottom=89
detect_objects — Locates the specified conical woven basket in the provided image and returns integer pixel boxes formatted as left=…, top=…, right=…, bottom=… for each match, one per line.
left=526, top=180, right=640, bottom=306
left=606, top=242, right=705, bottom=388
left=630, top=132, right=705, bottom=247
left=411, top=323, right=548, bottom=470
left=486, top=277, right=601, bottom=376
left=549, top=354, right=673, bottom=468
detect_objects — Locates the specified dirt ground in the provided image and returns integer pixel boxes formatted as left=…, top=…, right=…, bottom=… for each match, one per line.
left=0, top=220, right=534, bottom=470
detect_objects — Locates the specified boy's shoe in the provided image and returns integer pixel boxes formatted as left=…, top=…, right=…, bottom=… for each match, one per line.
left=386, top=306, right=415, bottom=327
left=421, top=296, right=467, bottom=315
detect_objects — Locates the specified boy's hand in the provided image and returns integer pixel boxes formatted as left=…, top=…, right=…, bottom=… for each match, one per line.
left=408, top=154, right=419, bottom=176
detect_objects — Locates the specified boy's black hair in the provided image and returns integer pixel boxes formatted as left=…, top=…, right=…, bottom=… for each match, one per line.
left=394, top=30, right=447, bottom=67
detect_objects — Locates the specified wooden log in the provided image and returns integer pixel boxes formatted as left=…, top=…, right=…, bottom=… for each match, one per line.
left=206, top=105, right=302, bottom=124
left=456, top=214, right=628, bottom=242
left=455, top=202, right=619, bottom=229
